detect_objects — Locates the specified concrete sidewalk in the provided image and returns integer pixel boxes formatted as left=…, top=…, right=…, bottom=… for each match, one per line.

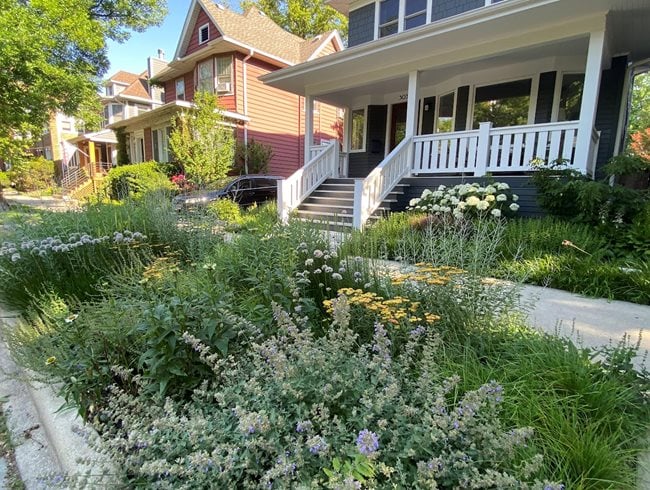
left=3, top=190, right=78, bottom=212
left=518, top=284, right=650, bottom=370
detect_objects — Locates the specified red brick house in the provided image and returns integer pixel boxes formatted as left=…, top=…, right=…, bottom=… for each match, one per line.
left=111, top=0, right=344, bottom=177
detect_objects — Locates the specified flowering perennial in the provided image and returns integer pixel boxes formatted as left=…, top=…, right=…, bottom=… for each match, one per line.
left=408, top=182, right=520, bottom=219
left=323, top=288, right=440, bottom=327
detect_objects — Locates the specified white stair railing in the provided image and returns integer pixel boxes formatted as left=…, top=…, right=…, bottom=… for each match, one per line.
left=353, top=136, right=412, bottom=229
left=278, top=140, right=339, bottom=223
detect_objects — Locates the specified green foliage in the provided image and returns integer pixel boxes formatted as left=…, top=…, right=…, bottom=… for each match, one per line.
left=240, top=0, right=348, bottom=40
left=234, top=139, right=273, bottom=174
left=93, top=307, right=560, bottom=488
left=114, top=126, right=130, bottom=166
left=0, top=0, right=166, bottom=159
left=0, top=171, right=10, bottom=188
left=628, top=72, right=650, bottom=136
left=103, top=161, right=174, bottom=200
left=168, top=91, right=235, bottom=188
left=342, top=212, right=421, bottom=260
left=530, top=161, right=647, bottom=226
left=604, top=153, right=650, bottom=177
left=207, top=198, right=242, bottom=224
left=6, top=157, right=56, bottom=192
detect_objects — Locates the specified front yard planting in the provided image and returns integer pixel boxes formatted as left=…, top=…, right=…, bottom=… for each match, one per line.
left=0, top=190, right=648, bottom=488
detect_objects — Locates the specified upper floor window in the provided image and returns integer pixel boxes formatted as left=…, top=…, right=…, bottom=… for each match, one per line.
left=378, top=0, right=427, bottom=38
left=106, top=85, right=114, bottom=96
left=197, top=59, right=213, bottom=93
left=216, top=57, right=232, bottom=94
left=176, top=78, right=185, bottom=100
left=111, top=104, right=124, bottom=121
left=199, top=24, right=209, bottom=44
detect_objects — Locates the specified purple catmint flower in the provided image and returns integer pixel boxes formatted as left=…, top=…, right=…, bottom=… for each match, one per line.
left=296, top=420, right=312, bottom=433
left=409, top=326, right=426, bottom=337
left=307, top=435, right=328, bottom=455
left=356, top=429, right=379, bottom=456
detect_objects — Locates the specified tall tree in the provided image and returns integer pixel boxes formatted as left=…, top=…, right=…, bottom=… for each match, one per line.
left=168, top=91, right=236, bottom=188
left=628, top=72, right=650, bottom=136
left=0, top=0, right=167, bottom=161
left=240, top=0, right=347, bottom=40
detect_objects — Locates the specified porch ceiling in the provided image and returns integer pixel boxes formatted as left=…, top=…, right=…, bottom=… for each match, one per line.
left=263, top=0, right=650, bottom=106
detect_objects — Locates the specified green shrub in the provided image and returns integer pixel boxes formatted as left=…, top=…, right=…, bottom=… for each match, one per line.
left=530, top=161, right=647, bottom=226
left=234, top=139, right=273, bottom=174
left=207, top=198, right=241, bottom=224
left=7, top=157, right=55, bottom=192
left=103, top=161, right=174, bottom=200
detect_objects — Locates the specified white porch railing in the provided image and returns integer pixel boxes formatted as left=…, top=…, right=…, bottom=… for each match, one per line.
left=413, top=121, right=583, bottom=175
left=278, top=140, right=339, bottom=223
left=352, top=136, right=412, bottom=229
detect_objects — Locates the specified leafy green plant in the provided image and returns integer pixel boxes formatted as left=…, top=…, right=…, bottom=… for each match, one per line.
left=6, top=157, right=55, bottom=192
left=207, top=198, right=242, bottom=224
left=103, top=161, right=174, bottom=200
left=234, top=139, right=273, bottom=174
left=0, top=171, right=10, bottom=188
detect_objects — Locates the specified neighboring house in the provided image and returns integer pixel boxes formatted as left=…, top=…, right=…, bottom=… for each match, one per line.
left=110, top=0, right=343, bottom=177
left=263, top=0, right=650, bottom=228
left=30, top=113, right=83, bottom=163
left=63, top=55, right=168, bottom=194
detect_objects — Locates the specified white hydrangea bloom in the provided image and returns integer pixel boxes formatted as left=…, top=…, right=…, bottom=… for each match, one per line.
left=496, top=194, right=507, bottom=202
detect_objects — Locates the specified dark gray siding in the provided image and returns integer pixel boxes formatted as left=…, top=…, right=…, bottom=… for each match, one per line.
left=455, top=86, right=470, bottom=131
left=397, top=176, right=543, bottom=217
left=594, top=56, right=627, bottom=178
left=431, top=0, right=485, bottom=22
left=349, top=105, right=388, bottom=178
left=349, top=3, right=376, bottom=47
left=534, top=71, right=556, bottom=124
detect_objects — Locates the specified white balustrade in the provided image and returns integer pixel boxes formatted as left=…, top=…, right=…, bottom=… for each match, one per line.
left=353, top=136, right=412, bottom=229
left=412, top=121, right=582, bottom=175
left=277, top=140, right=339, bottom=223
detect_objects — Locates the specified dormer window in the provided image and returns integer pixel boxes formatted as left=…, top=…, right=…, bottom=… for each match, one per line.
left=199, top=24, right=209, bottom=44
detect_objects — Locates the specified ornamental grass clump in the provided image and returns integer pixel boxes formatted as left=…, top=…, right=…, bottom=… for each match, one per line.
left=408, top=182, right=520, bottom=219
left=92, top=303, right=561, bottom=489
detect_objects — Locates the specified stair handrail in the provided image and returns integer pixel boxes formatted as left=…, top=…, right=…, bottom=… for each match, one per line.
left=353, top=136, right=412, bottom=229
left=61, top=166, right=89, bottom=194
left=278, top=140, right=339, bottom=223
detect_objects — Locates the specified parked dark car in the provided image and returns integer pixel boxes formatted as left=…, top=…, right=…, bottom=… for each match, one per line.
left=172, top=175, right=282, bottom=211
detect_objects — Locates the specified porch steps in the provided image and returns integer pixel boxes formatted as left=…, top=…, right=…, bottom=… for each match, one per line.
left=294, top=178, right=407, bottom=228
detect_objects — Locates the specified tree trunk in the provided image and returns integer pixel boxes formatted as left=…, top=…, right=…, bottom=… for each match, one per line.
left=0, top=188, right=9, bottom=211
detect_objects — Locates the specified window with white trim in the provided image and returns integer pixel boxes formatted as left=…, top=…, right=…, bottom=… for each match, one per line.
left=378, top=0, right=427, bottom=38
left=197, top=59, right=214, bottom=93
left=216, top=57, right=232, bottom=94
left=199, top=24, right=209, bottom=44
left=175, top=78, right=185, bottom=101
left=350, top=108, right=366, bottom=152
left=152, top=127, right=170, bottom=162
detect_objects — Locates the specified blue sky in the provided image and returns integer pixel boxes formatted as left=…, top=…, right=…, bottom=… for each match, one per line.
left=105, top=0, right=237, bottom=75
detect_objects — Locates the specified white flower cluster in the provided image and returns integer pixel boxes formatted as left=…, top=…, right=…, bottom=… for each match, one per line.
left=0, top=230, right=147, bottom=262
left=408, top=182, right=520, bottom=219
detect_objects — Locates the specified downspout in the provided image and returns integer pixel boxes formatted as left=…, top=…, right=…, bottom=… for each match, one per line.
left=242, top=49, right=255, bottom=174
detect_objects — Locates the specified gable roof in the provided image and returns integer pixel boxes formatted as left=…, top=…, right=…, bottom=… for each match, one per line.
left=105, top=70, right=154, bottom=102
left=174, top=0, right=343, bottom=66
left=108, top=71, right=141, bottom=86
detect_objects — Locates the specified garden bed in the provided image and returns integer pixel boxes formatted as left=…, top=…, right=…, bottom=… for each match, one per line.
left=0, top=193, right=648, bottom=488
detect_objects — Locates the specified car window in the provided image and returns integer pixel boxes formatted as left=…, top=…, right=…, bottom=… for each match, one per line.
left=256, top=178, right=278, bottom=188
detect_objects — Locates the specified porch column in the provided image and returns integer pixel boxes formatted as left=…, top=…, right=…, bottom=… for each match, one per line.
left=405, top=71, right=420, bottom=177
left=304, top=94, right=314, bottom=165
left=405, top=71, right=420, bottom=138
left=574, top=30, right=606, bottom=174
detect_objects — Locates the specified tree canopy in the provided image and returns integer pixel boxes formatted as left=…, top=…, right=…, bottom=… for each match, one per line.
left=0, top=0, right=166, bottom=161
left=240, top=0, right=347, bottom=41
left=628, top=72, right=650, bottom=136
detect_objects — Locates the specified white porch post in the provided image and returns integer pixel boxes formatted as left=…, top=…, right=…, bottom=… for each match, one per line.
left=304, top=94, right=314, bottom=165
left=342, top=107, right=351, bottom=177
left=405, top=71, right=420, bottom=176
left=574, top=30, right=606, bottom=174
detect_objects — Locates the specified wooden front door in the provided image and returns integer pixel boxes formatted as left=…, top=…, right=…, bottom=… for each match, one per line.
left=389, top=102, right=407, bottom=151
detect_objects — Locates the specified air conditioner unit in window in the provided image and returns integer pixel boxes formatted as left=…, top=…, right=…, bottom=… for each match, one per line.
left=217, top=82, right=231, bottom=93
